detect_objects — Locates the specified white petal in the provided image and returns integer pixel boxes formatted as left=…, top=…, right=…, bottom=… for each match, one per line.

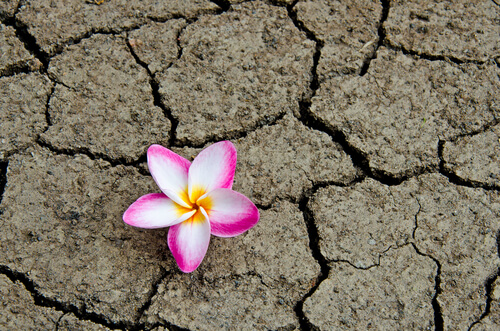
left=188, top=141, right=236, bottom=203
left=168, top=210, right=211, bottom=273
left=147, top=144, right=192, bottom=208
left=123, top=193, right=195, bottom=229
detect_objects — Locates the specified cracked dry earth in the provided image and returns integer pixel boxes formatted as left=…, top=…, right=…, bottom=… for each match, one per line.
left=0, top=0, right=499, bottom=330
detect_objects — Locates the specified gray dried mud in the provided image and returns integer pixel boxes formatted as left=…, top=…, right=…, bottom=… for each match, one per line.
left=1, top=0, right=499, bottom=330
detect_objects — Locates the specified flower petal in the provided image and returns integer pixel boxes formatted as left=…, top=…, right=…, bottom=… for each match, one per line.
left=147, top=144, right=192, bottom=208
left=168, top=210, right=211, bottom=273
left=123, top=193, right=195, bottom=229
left=198, top=188, right=259, bottom=237
left=188, top=141, right=236, bottom=203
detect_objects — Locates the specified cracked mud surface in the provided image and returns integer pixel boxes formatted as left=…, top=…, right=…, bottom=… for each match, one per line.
left=0, top=0, right=499, bottom=330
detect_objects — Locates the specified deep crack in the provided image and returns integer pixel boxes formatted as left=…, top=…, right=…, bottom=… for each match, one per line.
left=125, top=34, right=180, bottom=148
left=135, top=267, right=169, bottom=323
left=10, top=23, right=49, bottom=70
left=3, top=1, right=50, bottom=71
left=411, top=197, right=445, bottom=331
left=286, top=0, right=429, bottom=186
left=296, top=103, right=435, bottom=186
left=36, top=138, right=148, bottom=175
left=287, top=0, right=323, bottom=94
left=468, top=229, right=500, bottom=330
left=294, top=186, right=331, bottom=331
left=468, top=269, right=500, bottom=330
left=411, top=243, right=444, bottom=331
left=254, top=202, right=273, bottom=211
left=43, top=84, right=55, bottom=130
left=174, top=19, right=192, bottom=62
left=411, top=196, right=422, bottom=240
left=209, top=0, right=231, bottom=11
left=21, top=5, right=225, bottom=60
left=0, top=3, right=48, bottom=76
left=359, top=0, right=390, bottom=76
left=0, top=265, right=135, bottom=330
left=0, top=161, right=8, bottom=207
left=0, top=61, right=41, bottom=78
left=0, top=264, right=191, bottom=330
left=438, top=139, right=500, bottom=191
left=497, top=228, right=500, bottom=258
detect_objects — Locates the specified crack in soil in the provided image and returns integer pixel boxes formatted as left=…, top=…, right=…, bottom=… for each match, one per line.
left=0, top=61, right=42, bottom=78
left=359, top=0, right=390, bottom=76
left=332, top=244, right=417, bottom=271
left=468, top=269, right=500, bottom=330
left=125, top=31, right=180, bottom=149
left=43, top=84, right=55, bottom=130
left=385, top=41, right=489, bottom=66
left=36, top=138, right=149, bottom=175
left=295, top=99, right=437, bottom=186
left=410, top=243, right=444, bottom=331
left=286, top=0, right=437, bottom=187
left=451, top=118, right=500, bottom=142
left=54, top=312, right=67, bottom=331
left=295, top=186, right=330, bottom=331
left=0, top=264, right=194, bottom=331
left=468, top=229, right=500, bottom=330
left=125, top=17, right=284, bottom=150
left=329, top=245, right=396, bottom=271
left=173, top=111, right=288, bottom=149
left=0, top=265, right=134, bottom=330
left=174, top=19, right=190, bottom=62
left=44, top=76, right=76, bottom=92
left=287, top=0, right=323, bottom=98
left=0, top=161, right=8, bottom=207
left=14, top=2, right=225, bottom=61
left=411, top=200, right=444, bottom=330
left=135, top=267, right=169, bottom=324
left=152, top=322, right=193, bottom=331
left=411, top=196, right=422, bottom=240
left=438, top=139, right=500, bottom=192
left=9, top=21, right=49, bottom=69
left=209, top=0, right=231, bottom=11
left=5, top=1, right=50, bottom=70
left=254, top=174, right=365, bottom=212
left=0, top=2, right=48, bottom=76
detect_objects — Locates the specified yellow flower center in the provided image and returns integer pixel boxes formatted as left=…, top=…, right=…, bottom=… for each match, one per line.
left=175, top=186, right=213, bottom=222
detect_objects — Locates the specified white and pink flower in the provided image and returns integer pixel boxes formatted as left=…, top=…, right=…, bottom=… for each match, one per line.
left=123, top=141, right=259, bottom=273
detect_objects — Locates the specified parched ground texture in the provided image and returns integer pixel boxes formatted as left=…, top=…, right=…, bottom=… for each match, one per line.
left=0, top=0, right=499, bottom=330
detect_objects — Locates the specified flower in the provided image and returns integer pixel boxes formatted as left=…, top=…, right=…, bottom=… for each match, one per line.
left=123, top=141, right=259, bottom=273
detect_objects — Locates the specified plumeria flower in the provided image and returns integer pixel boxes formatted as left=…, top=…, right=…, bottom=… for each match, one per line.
left=123, top=141, right=259, bottom=273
